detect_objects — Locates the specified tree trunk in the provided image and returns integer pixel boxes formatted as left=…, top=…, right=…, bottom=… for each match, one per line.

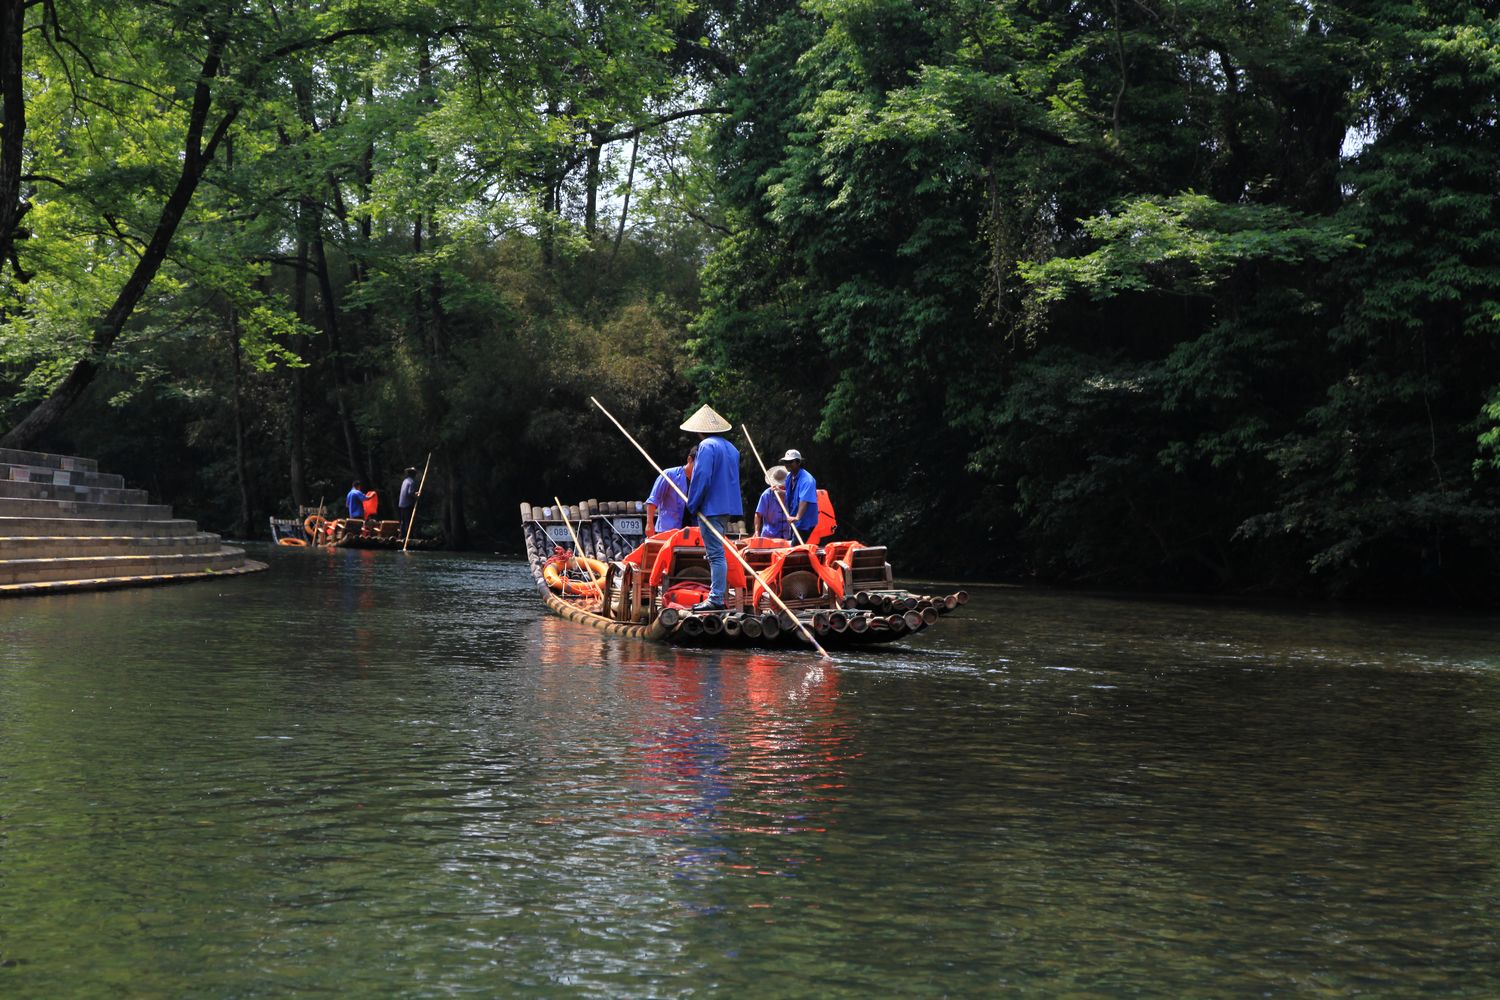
left=310, top=211, right=363, bottom=479
left=1, top=34, right=234, bottom=450
left=610, top=133, right=639, bottom=264
left=227, top=304, right=252, bottom=538
left=584, top=133, right=602, bottom=237
left=444, top=455, right=468, bottom=549
left=288, top=200, right=311, bottom=508
left=0, top=0, right=27, bottom=281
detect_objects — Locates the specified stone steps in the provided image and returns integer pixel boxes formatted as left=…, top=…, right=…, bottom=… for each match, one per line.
left=0, top=449, right=265, bottom=596
left=0, top=495, right=173, bottom=521
left=0, top=477, right=149, bottom=506
left=0, top=462, right=125, bottom=490
left=0, top=547, right=248, bottom=586
left=0, top=559, right=265, bottom=597
left=0, top=515, right=200, bottom=538
left=0, top=447, right=97, bottom=474
left=0, top=532, right=224, bottom=560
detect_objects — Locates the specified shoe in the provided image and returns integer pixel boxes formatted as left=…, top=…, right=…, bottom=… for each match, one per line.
left=690, top=600, right=726, bottom=612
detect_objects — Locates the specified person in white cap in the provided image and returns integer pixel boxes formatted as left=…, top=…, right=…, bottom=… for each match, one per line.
left=779, top=448, right=818, bottom=541
left=754, top=465, right=792, bottom=540
left=681, top=404, right=742, bottom=611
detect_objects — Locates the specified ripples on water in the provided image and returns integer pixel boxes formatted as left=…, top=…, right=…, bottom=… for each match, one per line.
left=4, top=548, right=1500, bottom=997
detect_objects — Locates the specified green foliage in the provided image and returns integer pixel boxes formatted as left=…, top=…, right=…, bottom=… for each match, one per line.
left=1022, top=195, right=1356, bottom=303
left=695, top=0, right=1500, bottom=598
left=6, top=0, right=1500, bottom=599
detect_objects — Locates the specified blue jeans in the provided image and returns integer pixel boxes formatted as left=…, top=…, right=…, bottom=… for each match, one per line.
left=701, top=514, right=727, bottom=604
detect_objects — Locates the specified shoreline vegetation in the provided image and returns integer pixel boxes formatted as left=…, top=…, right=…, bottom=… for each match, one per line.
left=2, top=1, right=1498, bottom=604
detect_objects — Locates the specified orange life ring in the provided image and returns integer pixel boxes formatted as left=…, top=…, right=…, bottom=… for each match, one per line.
left=303, top=514, right=326, bottom=537
left=543, top=556, right=609, bottom=596
left=278, top=537, right=308, bottom=547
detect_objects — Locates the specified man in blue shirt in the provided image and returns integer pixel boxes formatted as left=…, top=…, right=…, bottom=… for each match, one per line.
left=345, top=480, right=367, bottom=519
left=754, top=465, right=792, bottom=540
left=397, top=467, right=420, bottom=536
left=645, top=445, right=697, bottom=535
left=779, top=449, right=818, bottom=542
left=681, top=404, right=742, bottom=611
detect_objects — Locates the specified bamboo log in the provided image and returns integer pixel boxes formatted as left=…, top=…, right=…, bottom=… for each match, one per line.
left=920, top=606, right=939, bottom=626
left=829, top=612, right=849, bottom=633
left=740, top=615, right=763, bottom=639
left=956, top=591, right=969, bottom=605
left=679, top=615, right=704, bottom=638
left=701, top=614, right=725, bottom=636
left=903, top=610, right=924, bottom=630
left=521, top=502, right=533, bottom=521
left=723, top=615, right=742, bottom=638
left=760, top=613, right=781, bottom=641
left=848, top=614, right=869, bottom=633
left=659, top=607, right=681, bottom=629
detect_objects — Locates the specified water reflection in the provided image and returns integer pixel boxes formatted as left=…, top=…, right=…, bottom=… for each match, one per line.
left=531, top=617, right=850, bottom=900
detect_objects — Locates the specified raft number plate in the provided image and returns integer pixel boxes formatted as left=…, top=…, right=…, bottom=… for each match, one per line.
left=611, top=517, right=643, bottom=535
left=545, top=525, right=574, bottom=543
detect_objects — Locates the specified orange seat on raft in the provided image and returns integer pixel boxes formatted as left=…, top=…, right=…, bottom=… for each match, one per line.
left=806, top=489, right=836, bottom=546
left=750, top=542, right=845, bottom=607
left=646, top=526, right=745, bottom=594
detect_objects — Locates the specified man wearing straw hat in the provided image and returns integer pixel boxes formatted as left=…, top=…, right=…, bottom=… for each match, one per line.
left=681, top=404, right=742, bottom=611
left=754, top=465, right=793, bottom=540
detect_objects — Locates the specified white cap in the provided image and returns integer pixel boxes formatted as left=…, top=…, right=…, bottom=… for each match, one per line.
left=779, top=448, right=803, bottom=463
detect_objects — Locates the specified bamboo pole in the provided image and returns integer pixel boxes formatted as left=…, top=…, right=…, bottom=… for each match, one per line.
left=401, top=453, right=432, bottom=552
left=740, top=424, right=805, bottom=546
left=554, top=495, right=603, bottom=600
left=589, top=396, right=832, bottom=660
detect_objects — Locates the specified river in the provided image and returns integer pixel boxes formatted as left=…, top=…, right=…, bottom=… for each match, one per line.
left=3, top=547, right=1500, bottom=997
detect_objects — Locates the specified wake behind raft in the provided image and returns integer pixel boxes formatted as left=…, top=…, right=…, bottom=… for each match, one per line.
left=521, top=500, right=967, bottom=648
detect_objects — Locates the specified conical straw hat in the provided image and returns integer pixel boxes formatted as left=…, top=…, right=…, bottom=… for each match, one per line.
left=680, top=404, right=731, bottom=434
left=765, top=465, right=788, bottom=487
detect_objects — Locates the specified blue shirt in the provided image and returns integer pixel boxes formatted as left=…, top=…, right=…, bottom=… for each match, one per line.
left=686, top=435, right=742, bottom=518
left=756, top=488, right=791, bottom=539
left=399, top=476, right=417, bottom=508
left=345, top=488, right=367, bottom=518
left=647, top=465, right=690, bottom=532
left=785, top=468, right=818, bottom=532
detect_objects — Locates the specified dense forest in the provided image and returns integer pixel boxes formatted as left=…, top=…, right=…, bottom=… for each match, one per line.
left=2, top=0, right=1498, bottom=600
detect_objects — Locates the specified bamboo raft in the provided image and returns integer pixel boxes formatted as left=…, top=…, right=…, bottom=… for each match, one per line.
left=268, top=513, right=440, bottom=549
left=521, top=499, right=967, bottom=648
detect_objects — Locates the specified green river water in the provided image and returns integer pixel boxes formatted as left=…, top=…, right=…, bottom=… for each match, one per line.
left=4, top=546, right=1500, bottom=997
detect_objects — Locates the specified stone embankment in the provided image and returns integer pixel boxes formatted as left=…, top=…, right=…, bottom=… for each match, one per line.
left=0, top=448, right=266, bottom=596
